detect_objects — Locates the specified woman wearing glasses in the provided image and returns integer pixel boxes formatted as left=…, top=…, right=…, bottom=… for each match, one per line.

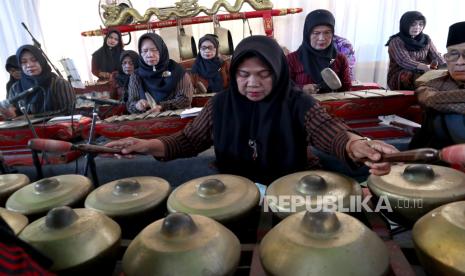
left=286, top=9, right=351, bottom=94
left=409, top=21, right=465, bottom=149
left=189, top=34, right=230, bottom=94
left=386, top=11, right=445, bottom=90
left=126, top=33, right=193, bottom=114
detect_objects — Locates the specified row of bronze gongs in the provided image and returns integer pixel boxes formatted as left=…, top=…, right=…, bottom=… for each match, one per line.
left=1, top=164, right=465, bottom=275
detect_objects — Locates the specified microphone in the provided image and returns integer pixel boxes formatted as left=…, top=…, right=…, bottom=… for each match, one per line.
left=0, top=87, right=39, bottom=108
left=321, top=68, right=342, bottom=91
left=21, top=22, right=41, bottom=48
left=430, top=60, right=439, bottom=70
left=78, top=95, right=121, bottom=106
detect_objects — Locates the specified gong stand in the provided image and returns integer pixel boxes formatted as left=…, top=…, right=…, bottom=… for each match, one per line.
left=83, top=102, right=101, bottom=186
left=18, top=100, right=44, bottom=179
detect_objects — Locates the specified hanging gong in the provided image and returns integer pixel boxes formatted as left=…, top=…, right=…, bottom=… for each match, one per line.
left=19, top=206, right=121, bottom=272
left=85, top=176, right=171, bottom=217
left=122, top=212, right=240, bottom=276
left=0, top=207, right=28, bottom=235
left=6, top=175, right=93, bottom=216
left=412, top=201, right=465, bottom=275
left=0, top=174, right=30, bottom=205
left=368, top=164, right=465, bottom=223
left=259, top=210, right=390, bottom=276
left=167, top=174, right=259, bottom=222
left=265, top=170, right=362, bottom=219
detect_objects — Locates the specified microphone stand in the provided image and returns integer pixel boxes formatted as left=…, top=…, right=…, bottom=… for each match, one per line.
left=21, top=22, right=64, bottom=79
left=18, top=100, right=44, bottom=179
left=83, top=103, right=101, bottom=186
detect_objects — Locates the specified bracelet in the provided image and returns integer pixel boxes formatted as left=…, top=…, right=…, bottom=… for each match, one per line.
left=347, top=137, right=371, bottom=160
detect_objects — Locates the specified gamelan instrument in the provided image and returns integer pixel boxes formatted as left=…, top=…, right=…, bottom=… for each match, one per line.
left=6, top=175, right=93, bottom=218
left=367, top=164, right=465, bottom=224
left=86, top=109, right=194, bottom=140
left=265, top=170, right=362, bottom=219
left=313, top=90, right=418, bottom=140
left=19, top=206, right=121, bottom=274
left=85, top=176, right=171, bottom=238
left=312, top=90, right=416, bottom=120
left=0, top=174, right=30, bottom=206
left=0, top=207, right=28, bottom=235
left=259, top=211, right=390, bottom=276
left=122, top=213, right=240, bottom=276
left=0, top=116, right=91, bottom=150
left=167, top=174, right=259, bottom=223
left=412, top=201, right=465, bottom=275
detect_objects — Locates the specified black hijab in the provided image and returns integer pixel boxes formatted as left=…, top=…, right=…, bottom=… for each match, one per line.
left=213, top=35, right=317, bottom=184
left=5, top=55, right=19, bottom=95
left=15, top=45, right=56, bottom=114
left=191, top=34, right=224, bottom=92
left=116, top=50, right=139, bottom=88
left=136, top=33, right=185, bottom=102
left=297, top=9, right=338, bottom=85
left=385, top=11, right=429, bottom=51
left=92, top=29, right=124, bottom=73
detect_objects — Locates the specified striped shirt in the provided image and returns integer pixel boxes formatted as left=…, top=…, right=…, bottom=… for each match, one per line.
left=8, top=76, right=75, bottom=115
left=286, top=51, right=352, bottom=92
left=159, top=98, right=352, bottom=170
left=126, top=72, right=193, bottom=113
left=189, top=59, right=231, bottom=94
left=416, top=73, right=465, bottom=114
left=387, top=36, right=445, bottom=89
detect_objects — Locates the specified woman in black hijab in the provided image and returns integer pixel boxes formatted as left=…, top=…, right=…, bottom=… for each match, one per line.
left=5, top=55, right=21, bottom=97
left=126, top=33, right=193, bottom=114
left=107, top=35, right=397, bottom=184
left=91, top=29, right=124, bottom=80
left=386, top=11, right=445, bottom=90
left=0, top=45, right=75, bottom=118
left=287, top=9, right=351, bottom=93
left=190, top=34, right=230, bottom=93
left=115, top=50, right=139, bottom=102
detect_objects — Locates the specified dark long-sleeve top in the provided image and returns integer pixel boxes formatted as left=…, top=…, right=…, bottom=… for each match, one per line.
left=416, top=73, right=465, bottom=114
left=387, top=36, right=445, bottom=87
left=126, top=72, right=193, bottom=113
left=158, top=98, right=352, bottom=169
left=189, top=59, right=231, bottom=94
left=286, top=51, right=352, bottom=92
left=8, top=76, right=75, bottom=115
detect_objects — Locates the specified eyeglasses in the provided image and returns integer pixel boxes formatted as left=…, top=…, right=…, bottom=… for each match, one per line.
left=444, top=50, right=465, bottom=62
left=200, top=46, right=215, bottom=51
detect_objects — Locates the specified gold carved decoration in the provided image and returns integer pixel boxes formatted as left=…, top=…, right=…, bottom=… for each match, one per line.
left=101, top=0, right=273, bottom=26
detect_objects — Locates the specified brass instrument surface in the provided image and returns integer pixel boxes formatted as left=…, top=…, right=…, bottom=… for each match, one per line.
left=101, top=0, right=273, bottom=26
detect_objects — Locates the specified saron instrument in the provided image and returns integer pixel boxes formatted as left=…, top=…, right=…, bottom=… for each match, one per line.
left=265, top=170, right=362, bottom=219
left=0, top=174, right=30, bottom=206
left=412, top=201, right=465, bottom=275
left=85, top=176, right=171, bottom=238
left=367, top=164, right=465, bottom=225
left=122, top=212, right=241, bottom=276
left=259, top=210, right=390, bottom=276
left=0, top=207, right=28, bottom=235
left=19, top=206, right=121, bottom=274
left=6, top=175, right=93, bottom=218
